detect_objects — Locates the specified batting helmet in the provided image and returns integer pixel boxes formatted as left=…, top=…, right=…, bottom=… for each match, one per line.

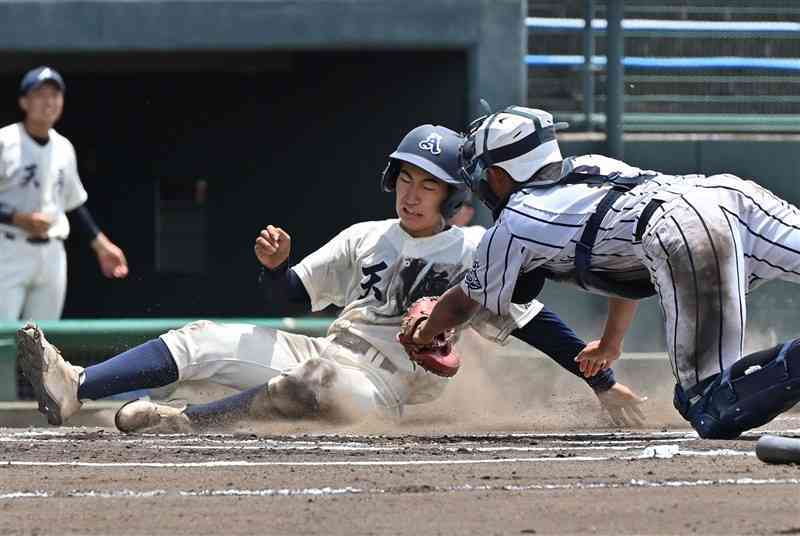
left=459, top=106, right=568, bottom=210
left=381, top=124, right=469, bottom=220
left=19, top=66, right=66, bottom=96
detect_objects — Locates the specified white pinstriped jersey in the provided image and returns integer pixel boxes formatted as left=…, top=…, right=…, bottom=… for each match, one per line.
left=463, top=154, right=708, bottom=315
left=0, top=123, right=87, bottom=239
left=291, top=219, right=541, bottom=373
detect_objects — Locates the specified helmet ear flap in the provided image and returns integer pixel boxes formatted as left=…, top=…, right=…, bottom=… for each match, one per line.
left=381, top=160, right=402, bottom=192
left=441, top=187, right=469, bottom=220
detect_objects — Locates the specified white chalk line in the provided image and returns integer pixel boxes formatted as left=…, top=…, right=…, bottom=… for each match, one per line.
left=0, top=436, right=697, bottom=450
left=2, top=428, right=797, bottom=444
left=0, top=445, right=755, bottom=468
left=2, top=477, right=798, bottom=501
left=1, top=456, right=612, bottom=468
left=141, top=443, right=697, bottom=454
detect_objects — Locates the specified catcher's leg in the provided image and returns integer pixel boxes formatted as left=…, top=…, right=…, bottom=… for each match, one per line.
left=674, top=339, right=800, bottom=439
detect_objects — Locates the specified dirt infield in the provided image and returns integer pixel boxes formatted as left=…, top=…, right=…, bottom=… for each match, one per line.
left=2, top=337, right=798, bottom=534
left=1, top=419, right=799, bottom=535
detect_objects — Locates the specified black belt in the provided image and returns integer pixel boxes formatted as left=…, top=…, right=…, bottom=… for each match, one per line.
left=2, top=232, right=57, bottom=245
left=330, top=332, right=398, bottom=374
left=634, top=199, right=665, bottom=242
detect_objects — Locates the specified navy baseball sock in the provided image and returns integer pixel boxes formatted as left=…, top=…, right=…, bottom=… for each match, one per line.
left=184, top=386, right=266, bottom=428
left=77, top=339, right=179, bottom=400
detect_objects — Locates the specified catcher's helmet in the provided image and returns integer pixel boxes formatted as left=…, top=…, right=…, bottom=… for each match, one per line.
left=459, top=106, right=568, bottom=210
left=381, top=124, right=469, bottom=220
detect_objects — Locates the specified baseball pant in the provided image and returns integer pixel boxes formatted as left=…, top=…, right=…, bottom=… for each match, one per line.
left=159, top=320, right=407, bottom=418
left=0, top=233, right=67, bottom=321
left=638, top=174, right=800, bottom=392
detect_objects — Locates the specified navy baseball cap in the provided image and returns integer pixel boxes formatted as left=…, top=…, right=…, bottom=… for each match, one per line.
left=19, top=66, right=66, bottom=96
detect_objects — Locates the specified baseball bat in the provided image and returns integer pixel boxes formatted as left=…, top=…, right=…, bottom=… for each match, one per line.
left=755, top=434, right=800, bottom=464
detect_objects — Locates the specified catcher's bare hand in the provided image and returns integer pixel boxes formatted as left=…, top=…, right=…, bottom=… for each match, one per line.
left=596, top=382, right=648, bottom=427
left=255, top=225, right=291, bottom=269
left=574, top=339, right=622, bottom=378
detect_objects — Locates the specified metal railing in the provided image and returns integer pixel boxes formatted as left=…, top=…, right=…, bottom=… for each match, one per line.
left=526, top=14, right=800, bottom=138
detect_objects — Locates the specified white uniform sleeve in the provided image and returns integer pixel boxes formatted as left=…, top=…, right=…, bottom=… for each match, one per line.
left=469, top=300, right=544, bottom=346
left=62, top=142, right=88, bottom=211
left=290, top=225, right=357, bottom=312
left=462, top=219, right=553, bottom=316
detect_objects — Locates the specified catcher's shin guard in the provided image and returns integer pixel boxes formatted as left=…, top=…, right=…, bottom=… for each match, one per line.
left=674, top=339, right=800, bottom=439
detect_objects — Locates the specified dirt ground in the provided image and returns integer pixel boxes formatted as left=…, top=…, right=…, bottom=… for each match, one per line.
left=1, top=423, right=799, bottom=535
left=1, top=338, right=799, bottom=535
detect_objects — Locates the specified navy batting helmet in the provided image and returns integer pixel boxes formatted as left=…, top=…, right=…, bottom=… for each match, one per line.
left=19, top=66, right=65, bottom=96
left=381, top=124, right=469, bottom=220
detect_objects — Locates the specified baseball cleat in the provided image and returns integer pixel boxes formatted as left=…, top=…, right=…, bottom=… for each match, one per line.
left=16, top=323, right=83, bottom=425
left=115, top=399, right=192, bottom=434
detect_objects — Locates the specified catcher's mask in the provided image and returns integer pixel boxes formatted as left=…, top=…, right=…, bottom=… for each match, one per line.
left=381, top=124, right=469, bottom=220
left=459, top=106, right=568, bottom=211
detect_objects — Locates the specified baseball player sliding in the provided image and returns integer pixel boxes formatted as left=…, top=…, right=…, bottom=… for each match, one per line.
left=17, top=124, right=645, bottom=433
left=0, top=66, right=128, bottom=320
left=405, top=105, right=800, bottom=439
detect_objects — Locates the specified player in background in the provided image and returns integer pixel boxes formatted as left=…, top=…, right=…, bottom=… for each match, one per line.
left=17, top=124, right=645, bottom=433
left=409, top=105, right=800, bottom=439
left=0, top=66, right=128, bottom=321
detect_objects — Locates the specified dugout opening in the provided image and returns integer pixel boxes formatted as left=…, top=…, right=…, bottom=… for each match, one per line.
left=0, top=50, right=468, bottom=317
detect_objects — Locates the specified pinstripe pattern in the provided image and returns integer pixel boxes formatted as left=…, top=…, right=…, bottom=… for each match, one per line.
left=465, top=156, right=800, bottom=392
left=682, top=197, right=726, bottom=375
left=639, top=175, right=800, bottom=390
left=654, top=232, right=681, bottom=382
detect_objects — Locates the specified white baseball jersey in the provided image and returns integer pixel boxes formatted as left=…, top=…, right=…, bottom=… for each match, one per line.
left=0, top=122, right=88, bottom=240
left=0, top=122, right=87, bottom=320
left=293, top=219, right=541, bottom=372
left=465, top=154, right=800, bottom=392
left=160, top=220, right=542, bottom=416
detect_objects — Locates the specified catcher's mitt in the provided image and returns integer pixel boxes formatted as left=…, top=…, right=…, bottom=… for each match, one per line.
left=396, top=297, right=461, bottom=377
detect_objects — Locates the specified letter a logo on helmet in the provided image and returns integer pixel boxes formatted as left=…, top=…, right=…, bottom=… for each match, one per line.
left=418, top=133, right=443, bottom=155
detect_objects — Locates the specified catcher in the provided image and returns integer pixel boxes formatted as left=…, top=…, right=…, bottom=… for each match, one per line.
left=17, top=124, right=646, bottom=433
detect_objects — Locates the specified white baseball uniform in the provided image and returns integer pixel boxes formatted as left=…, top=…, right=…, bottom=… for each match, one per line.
left=0, top=123, right=88, bottom=320
left=465, top=154, right=800, bottom=393
left=161, top=219, right=541, bottom=417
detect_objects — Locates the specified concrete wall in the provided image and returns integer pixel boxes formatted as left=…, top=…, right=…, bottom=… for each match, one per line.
left=0, top=0, right=527, bottom=119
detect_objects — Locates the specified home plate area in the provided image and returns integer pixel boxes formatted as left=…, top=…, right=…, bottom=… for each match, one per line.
left=1, top=418, right=799, bottom=535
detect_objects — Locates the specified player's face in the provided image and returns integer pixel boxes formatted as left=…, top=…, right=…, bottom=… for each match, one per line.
left=395, top=163, right=448, bottom=238
left=19, top=83, right=64, bottom=127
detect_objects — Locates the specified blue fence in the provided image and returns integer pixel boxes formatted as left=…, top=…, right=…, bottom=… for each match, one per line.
left=526, top=17, right=800, bottom=37
left=526, top=17, right=800, bottom=132
left=525, top=55, right=800, bottom=72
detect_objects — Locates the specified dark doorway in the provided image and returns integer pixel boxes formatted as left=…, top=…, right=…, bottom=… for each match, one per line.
left=0, top=50, right=468, bottom=317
